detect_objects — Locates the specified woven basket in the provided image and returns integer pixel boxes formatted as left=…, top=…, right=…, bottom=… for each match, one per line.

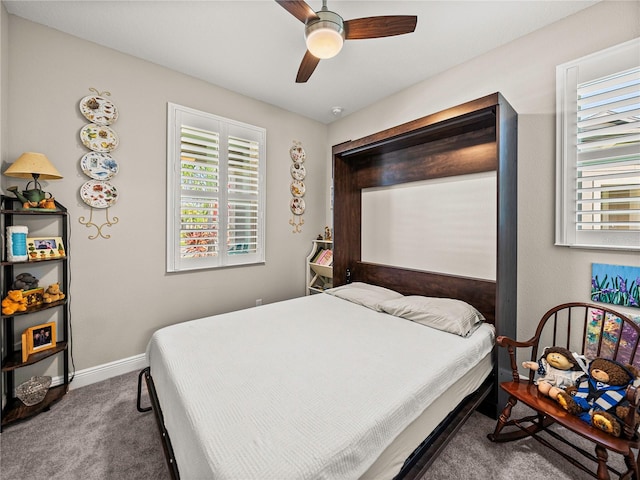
left=16, top=376, right=51, bottom=406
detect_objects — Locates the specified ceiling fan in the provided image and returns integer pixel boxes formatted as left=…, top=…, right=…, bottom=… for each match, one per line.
left=276, top=0, right=418, bottom=83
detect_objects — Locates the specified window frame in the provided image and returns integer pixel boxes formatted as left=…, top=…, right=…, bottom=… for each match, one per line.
left=166, top=103, right=266, bottom=272
left=556, top=37, right=640, bottom=251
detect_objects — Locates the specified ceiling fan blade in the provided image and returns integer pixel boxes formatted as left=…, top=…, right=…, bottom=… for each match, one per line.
left=275, top=0, right=318, bottom=23
left=296, top=50, right=321, bottom=83
left=344, top=16, right=417, bottom=40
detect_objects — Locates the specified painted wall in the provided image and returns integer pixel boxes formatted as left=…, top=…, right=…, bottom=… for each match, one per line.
left=327, top=1, right=640, bottom=339
left=2, top=16, right=329, bottom=377
left=2, top=2, right=640, bottom=385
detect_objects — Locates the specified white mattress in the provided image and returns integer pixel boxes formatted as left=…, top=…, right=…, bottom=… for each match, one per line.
left=146, top=293, right=495, bottom=480
left=361, top=352, right=492, bottom=479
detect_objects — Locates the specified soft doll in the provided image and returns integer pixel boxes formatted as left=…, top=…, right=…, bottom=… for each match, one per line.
left=556, top=357, right=640, bottom=437
left=11, top=272, right=39, bottom=290
left=1, top=290, right=28, bottom=315
left=522, top=346, right=587, bottom=399
left=43, top=283, right=65, bottom=303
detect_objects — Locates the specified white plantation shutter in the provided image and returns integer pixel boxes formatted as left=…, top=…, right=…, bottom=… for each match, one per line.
left=556, top=38, right=640, bottom=250
left=167, top=104, right=266, bottom=271
left=576, top=68, right=640, bottom=232
left=227, top=135, right=259, bottom=258
left=180, top=126, right=220, bottom=260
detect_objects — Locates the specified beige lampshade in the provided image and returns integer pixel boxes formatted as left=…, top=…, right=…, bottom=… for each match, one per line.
left=4, top=152, right=63, bottom=180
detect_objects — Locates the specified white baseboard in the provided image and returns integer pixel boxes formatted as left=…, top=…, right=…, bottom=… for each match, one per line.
left=50, top=353, right=148, bottom=390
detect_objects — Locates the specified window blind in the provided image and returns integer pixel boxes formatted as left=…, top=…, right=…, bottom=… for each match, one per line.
left=227, top=135, right=259, bottom=255
left=180, top=125, right=220, bottom=259
left=576, top=67, right=640, bottom=232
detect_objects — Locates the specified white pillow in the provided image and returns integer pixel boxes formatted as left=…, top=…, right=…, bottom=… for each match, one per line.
left=378, top=296, right=485, bottom=337
left=325, top=282, right=403, bottom=311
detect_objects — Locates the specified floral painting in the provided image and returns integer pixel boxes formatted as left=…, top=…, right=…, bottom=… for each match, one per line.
left=591, top=263, right=640, bottom=308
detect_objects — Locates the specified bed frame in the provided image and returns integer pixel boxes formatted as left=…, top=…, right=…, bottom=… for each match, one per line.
left=138, top=93, right=517, bottom=479
left=332, top=92, right=517, bottom=477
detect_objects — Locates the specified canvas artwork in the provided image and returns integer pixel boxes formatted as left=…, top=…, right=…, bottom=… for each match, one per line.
left=591, top=263, right=640, bottom=308
left=585, top=308, right=640, bottom=368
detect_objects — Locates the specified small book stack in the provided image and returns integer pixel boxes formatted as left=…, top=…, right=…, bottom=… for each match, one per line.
left=312, top=249, right=333, bottom=266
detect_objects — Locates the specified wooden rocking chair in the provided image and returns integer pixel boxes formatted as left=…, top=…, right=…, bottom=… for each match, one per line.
left=488, top=302, right=640, bottom=480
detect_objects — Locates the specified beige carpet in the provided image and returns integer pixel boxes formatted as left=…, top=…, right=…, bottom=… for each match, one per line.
left=0, top=370, right=629, bottom=479
left=426, top=401, right=627, bottom=479
left=1, top=371, right=168, bottom=480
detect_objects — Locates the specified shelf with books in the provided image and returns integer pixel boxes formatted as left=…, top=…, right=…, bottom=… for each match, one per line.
left=312, top=248, right=333, bottom=266
left=306, top=239, right=333, bottom=295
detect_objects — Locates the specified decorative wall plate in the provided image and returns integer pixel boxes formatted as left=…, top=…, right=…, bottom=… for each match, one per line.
left=80, top=124, right=119, bottom=152
left=290, top=162, right=306, bottom=180
left=289, top=144, right=306, bottom=163
left=80, top=180, right=118, bottom=209
left=79, top=95, right=119, bottom=125
left=290, top=180, right=305, bottom=197
left=290, top=197, right=305, bottom=215
left=80, top=152, right=119, bottom=180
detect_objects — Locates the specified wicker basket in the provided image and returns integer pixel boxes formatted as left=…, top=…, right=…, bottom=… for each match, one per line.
left=16, top=376, right=51, bottom=406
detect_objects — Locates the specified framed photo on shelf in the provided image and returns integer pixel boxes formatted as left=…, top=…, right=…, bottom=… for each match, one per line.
left=22, top=322, right=57, bottom=361
left=26, top=236, right=65, bottom=260
left=23, top=287, right=45, bottom=308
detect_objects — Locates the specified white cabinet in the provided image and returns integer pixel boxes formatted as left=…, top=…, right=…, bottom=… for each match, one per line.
left=306, top=239, right=333, bottom=295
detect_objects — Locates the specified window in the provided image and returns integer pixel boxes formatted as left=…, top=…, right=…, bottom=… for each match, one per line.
left=556, top=38, right=640, bottom=250
left=167, top=103, right=266, bottom=272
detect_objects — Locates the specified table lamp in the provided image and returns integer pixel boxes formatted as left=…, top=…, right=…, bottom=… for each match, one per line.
left=3, top=152, right=62, bottom=207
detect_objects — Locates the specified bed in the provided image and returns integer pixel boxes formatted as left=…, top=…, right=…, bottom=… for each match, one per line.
left=139, top=93, right=517, bottom=479
left=144, top=287, right=494, bottom=479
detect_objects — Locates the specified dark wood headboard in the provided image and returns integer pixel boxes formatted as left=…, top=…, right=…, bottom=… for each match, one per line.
left=331, top=93, right=517, bottom=413
left=355, top=263, right=496, bottom=325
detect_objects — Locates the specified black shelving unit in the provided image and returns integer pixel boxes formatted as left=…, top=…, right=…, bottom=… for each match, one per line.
left=1, top=195, right=70, bottom=429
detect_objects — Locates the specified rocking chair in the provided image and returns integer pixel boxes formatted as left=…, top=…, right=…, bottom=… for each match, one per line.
left=488, top=302, right=640, bottom=480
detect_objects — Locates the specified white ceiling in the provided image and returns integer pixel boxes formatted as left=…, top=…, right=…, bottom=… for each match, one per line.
left=4, top=0, right=598, bottom=124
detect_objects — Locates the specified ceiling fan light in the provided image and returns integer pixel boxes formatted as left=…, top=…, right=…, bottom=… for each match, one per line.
left=306, top=25, right=344, bottom=59
left=305, top=8, right=345, bottom=60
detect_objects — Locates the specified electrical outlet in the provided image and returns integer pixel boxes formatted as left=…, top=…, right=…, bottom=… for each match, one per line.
left=255, top=299, right=262, bottom=306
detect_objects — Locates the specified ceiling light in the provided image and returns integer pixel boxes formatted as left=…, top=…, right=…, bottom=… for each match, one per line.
left=305, top=8, right=345, bottom=59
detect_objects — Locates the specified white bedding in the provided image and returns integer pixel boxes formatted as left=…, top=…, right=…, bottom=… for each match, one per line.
left=146, top=293, right=495, bottom=480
